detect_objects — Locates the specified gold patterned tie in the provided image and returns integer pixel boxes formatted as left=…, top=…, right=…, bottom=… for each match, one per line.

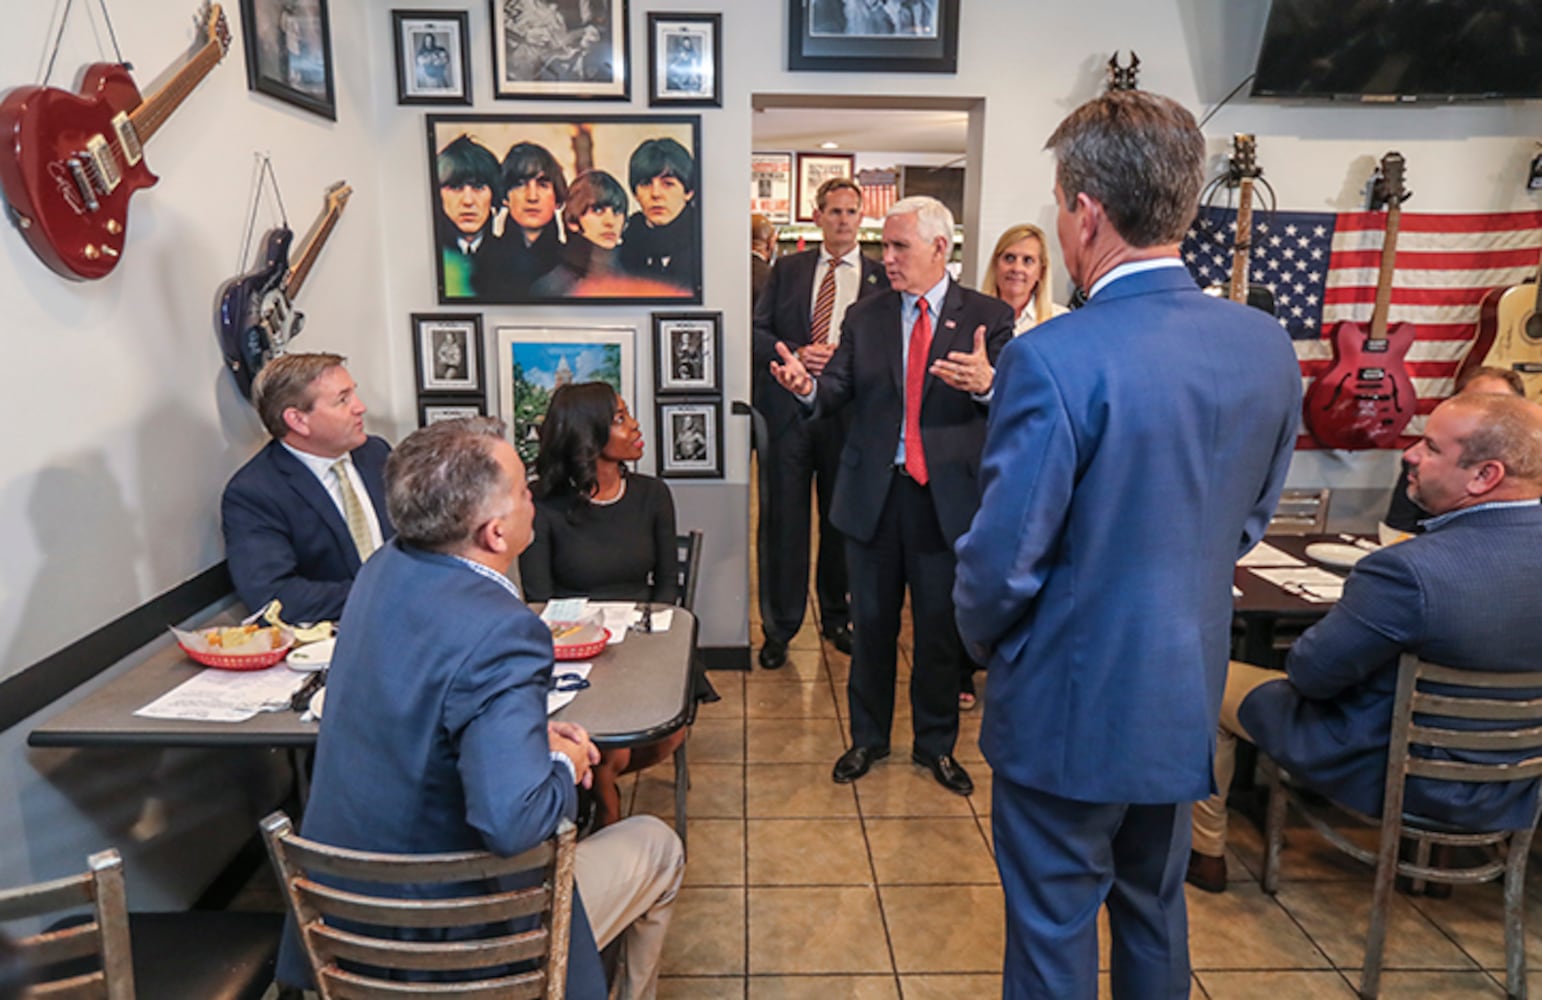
left=332, top=459, right=377, bottom=561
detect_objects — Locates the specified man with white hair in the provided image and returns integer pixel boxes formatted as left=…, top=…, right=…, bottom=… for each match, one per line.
left=769, top=195, right=1013, bottom=794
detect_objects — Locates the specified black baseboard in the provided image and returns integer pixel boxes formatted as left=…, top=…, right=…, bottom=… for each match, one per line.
left=701, top=645, right=750, bottom=671
left=0, top=563, right=232, bottom=735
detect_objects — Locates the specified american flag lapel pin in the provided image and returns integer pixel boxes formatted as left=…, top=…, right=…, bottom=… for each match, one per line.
left=944, top=319, right=957, bottom=329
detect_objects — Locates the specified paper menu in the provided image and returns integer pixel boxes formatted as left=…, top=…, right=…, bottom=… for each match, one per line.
left=134, top=665, right=307, bottom=723
left=1246, top=566, right=1346, bottom=603
left=1237, top=542, right=1305, bottom=568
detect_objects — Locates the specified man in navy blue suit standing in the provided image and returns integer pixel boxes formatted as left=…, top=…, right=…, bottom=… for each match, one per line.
left=953, top=91, right=1302, bottom=998
left=222, top=352, right=394, bottom=623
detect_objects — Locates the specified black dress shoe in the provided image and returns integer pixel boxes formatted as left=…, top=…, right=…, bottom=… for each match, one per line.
left=822, top=625, right=854, bottom=655
left=758, top=636, right=787, bottom=669
left=832, top=745, right=889, bottom=783
left=1185, top=850, right=1227, bottom=894
left=913, top=751, right=973, bottom=795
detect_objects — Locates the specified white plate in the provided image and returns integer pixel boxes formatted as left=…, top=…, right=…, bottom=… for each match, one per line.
left=287, top=638, right=336, bottom=672
left=1304, top=542, right=1369, bottom=570
left=309, top=688, right=326, bottom=719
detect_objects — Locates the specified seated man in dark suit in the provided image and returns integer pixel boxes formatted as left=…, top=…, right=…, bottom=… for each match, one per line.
left=1191, top=392, right=1542, bottom=891
left=276, top=417, right=683, bottom=998
left=221, top=353, right=393, bottom=624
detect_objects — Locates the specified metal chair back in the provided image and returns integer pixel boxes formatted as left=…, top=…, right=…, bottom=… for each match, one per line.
left=0, top=850, right=135, bottom=999
left=675, top=530, right=703, bottom=613
left=261, top=812, right=578, bottom=1000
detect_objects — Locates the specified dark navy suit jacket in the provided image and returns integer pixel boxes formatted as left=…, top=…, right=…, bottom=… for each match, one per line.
left=1241, top=502, right=1542, bottom=831
left=221, top=436, right=393, bottom=622
left=955, top=266, right=1302, bottom=804
left=810, top=278, right=1014, bottom=547
left=275, top=539, right=607, bottom=996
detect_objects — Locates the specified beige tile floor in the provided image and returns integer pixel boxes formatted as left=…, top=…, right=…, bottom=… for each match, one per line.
left=621, top=592, right=1542, bottom=999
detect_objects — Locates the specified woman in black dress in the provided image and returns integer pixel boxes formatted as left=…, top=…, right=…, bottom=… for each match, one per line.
left=520, top=381, right=689, bottom=827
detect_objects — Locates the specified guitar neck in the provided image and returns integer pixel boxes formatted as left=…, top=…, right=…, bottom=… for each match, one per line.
left=128, top=34, right=224, bottom=144
left=1229, top=178, right=1255, bottom=304
left=1369, top=203, right=1402, bottom=339
left=285, top=204, right=344, bottom=298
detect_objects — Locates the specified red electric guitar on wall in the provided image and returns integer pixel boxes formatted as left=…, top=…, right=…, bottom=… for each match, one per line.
left=0, top=4, right=230, bottom=280
left=1303, top=153, right=1418, bottom=450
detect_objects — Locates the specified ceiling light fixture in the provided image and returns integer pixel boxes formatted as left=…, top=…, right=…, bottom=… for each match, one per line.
left=820, top=141, right=839, bottom=150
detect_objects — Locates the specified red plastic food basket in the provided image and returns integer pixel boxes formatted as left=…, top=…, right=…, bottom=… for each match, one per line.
left=553, top=628, right=610, bottom=662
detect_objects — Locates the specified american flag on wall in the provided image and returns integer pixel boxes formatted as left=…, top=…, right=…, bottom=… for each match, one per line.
left=1181, top=206, right=1542, bottom=449
left=858, top=169, right=897, bottom=221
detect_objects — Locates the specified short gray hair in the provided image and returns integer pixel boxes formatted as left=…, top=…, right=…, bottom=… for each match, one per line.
left=887, top=195, right=954, bottom=249
left=1045, top=90, right=1205, bottom=248
left=1450, top=394, right=1542, bottom=487
left=385, top=417, right=512, bottom=549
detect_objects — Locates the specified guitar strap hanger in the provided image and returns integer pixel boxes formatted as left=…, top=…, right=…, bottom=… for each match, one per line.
left=236, top=154, right=291, bottom=274
left=38, top=0, right=128, bottom=87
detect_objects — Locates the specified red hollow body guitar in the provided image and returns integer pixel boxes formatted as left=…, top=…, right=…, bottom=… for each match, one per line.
left=1303, top=153, right=1418, bottom=450
left=0, top=4, right=230, bottom=280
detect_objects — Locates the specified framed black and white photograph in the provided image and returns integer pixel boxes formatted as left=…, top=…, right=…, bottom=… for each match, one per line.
left=490, top=0, right=630, bottom=100
left=795, top=152, right=854, bottom=222
left=751, top=152, right=793, bottom=223
left=427, top=114, right=703, bottom=304
left=788, top=0, right=959, bottom=74
left=647, top=13, right=721, bottom=107
left=393, top=10, right=472, bottom=105
left=413, top=314, right=485, bottom=395
left=657, top=397, right=722, bottom=479
left=418, top=397, right=489, bottom=427
left=498, top=325, right=636, bottom=466
left=239, top=0, right=337, bottom=120
left=653, top=312, right=721, bottom=394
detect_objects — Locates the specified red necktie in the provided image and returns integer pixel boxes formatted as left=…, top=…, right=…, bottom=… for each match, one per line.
left=904, top=298, right=931, bottom=485
left=809, top=259, right=839, bottom=345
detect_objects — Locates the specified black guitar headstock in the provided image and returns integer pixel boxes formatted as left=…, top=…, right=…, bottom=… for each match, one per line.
left=1227, top=133, right=1262, bottom=185
left=1369, top=152, right=1412, bottom=211
left=1106, top=51, right=1140, bottom=92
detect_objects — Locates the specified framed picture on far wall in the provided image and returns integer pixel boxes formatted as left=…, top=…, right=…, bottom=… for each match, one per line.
left=239, top=0, right=337, bottom=120
left=647, top=13, right=721, bottom=107
left=657, top=397, right=721, bottom=479
left=490, top=0, right=630, bottom=100
left=427, top=114, right=703, bottom=305
left=789, top=0, right=960, bottom=74
left=497, top=326, right=636, bottom=467
left=750, top=152, right=793, bottom=223
left=795, top=152, right=854, bottom=221
left=653, top=312, right=721, bottom=394
left=392, top=10, right=472, bottom=105
left=418, top=397, right=488, bottom=427
left=412, top=313, right=484, bottom=395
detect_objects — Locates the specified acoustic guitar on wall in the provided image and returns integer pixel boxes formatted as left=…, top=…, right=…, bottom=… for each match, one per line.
left=1457, top=240, right=1542, bottom=398
left=1302, top=152, right=1418, bottom=450
left=0, top=4, right=230, bottom=280
left=1214, top=133, right=1275, bottom=315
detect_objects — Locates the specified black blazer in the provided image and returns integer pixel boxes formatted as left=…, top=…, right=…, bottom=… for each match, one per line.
left=812, top=279, right=1013, bottom=546
left=751, top=248, right=889, bottom=434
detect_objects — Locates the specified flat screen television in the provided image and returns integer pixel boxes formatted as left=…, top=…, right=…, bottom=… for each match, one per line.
left=1251, top=0, right=1542, bottom=102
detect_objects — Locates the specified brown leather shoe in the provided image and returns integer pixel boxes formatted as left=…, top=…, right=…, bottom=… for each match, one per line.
left=1185, top=850, right=1227, bottom=893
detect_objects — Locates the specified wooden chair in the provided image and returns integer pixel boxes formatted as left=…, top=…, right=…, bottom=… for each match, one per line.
left=0, top=849, right=134, bottom=998
left=261, top=811, right=578, bottom=999
left=1267, top=487, right=1331, bottom=535
left=1260, top=653, right=1542, bottom=999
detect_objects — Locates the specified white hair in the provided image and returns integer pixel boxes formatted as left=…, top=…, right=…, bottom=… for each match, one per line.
left=887, top=195, right=954, bottom=250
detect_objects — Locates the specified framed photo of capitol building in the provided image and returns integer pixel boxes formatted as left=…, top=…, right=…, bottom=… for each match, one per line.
left=428, top=114, right=703, bottom=305
left=497, top=326, right=636, bottom=467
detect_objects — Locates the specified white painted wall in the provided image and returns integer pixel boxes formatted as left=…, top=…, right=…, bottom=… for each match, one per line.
left=1, top=0, right=1539, bottom=900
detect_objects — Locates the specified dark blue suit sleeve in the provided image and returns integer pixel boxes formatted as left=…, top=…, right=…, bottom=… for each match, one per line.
left=953, top=338, right=1078, bottom=663
left=221, top=481, right=351, bottom=622
left=751, top=261, right=787, bottom=374
left=447, top=610, right=575, bottom=857
left=1283, top=551, right=1424, bottom=700
left=808, top=313, right=858, bottom=419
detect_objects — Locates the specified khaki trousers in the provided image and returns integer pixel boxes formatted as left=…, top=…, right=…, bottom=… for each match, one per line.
left=575, top=814, right=685, bottom=1000
left=1190, top=661, right=1282, bottom=858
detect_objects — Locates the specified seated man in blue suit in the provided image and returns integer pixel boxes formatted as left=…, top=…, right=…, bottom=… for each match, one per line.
left=221, top=353, right=393, bottom=623
left=953, top=90, right=1302, bottom=999
left=1192, top=392, right=1542, bottom=891
left=277, top=417, right=684, bottom=998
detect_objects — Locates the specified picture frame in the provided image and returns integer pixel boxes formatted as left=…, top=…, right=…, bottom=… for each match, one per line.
left=788, top=0, right=959, bottom=74
left=497, top=326, right=636, bottom=467
left=647, top=13, right=721, bottom=108
left=418, top=397, right=489, bottom=427
left=392, top=10, right=472, bottom=105
left=427, top=114, right=703, bottom=305
left=656, top=397, right=722, bottom=479
left=239, top=0, right=337, bottom=120
left=490, top=0, right=630, bottom=100
left=412, top=313, right=485, bottom=395
left=795, top=152, right=855, bottom=222
left=653, top=312, right=722, bottom=395
left=750, top=152, right=793, bottom=223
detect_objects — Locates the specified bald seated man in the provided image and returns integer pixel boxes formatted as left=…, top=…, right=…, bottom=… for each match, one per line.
left=1190, top=393, right=1542, bottom=891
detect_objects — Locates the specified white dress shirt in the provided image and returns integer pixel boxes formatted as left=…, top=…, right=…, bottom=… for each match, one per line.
left=281, top=441, right=385, bottom=550
left=809, top=245, right=864, bottom=345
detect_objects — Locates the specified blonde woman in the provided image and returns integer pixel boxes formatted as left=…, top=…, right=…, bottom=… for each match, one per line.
left=981, top=223, right=1069, bottom=336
